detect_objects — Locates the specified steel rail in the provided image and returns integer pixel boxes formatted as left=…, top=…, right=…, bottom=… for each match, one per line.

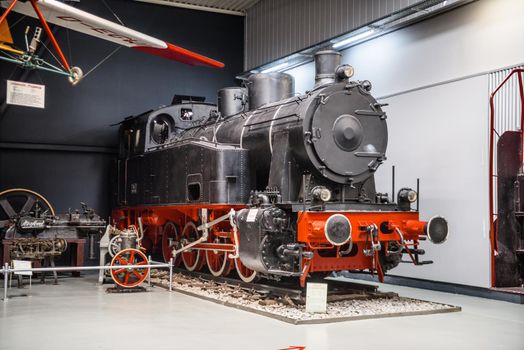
left=165, top=268, right=378, bottom=301
left=170, top=267, right=303, bottom=299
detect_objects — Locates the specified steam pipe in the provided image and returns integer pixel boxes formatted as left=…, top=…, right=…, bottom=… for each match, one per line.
left=392, top=165, right=396, bottom=202
left=416, top=178, right=420, bottom=212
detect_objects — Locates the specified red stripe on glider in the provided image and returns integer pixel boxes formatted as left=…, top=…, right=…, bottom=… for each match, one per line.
left=133, top=43, right=224, bottom=68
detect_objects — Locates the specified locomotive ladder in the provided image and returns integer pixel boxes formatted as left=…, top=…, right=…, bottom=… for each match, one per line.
left=489, top=68, right=524, bottom=286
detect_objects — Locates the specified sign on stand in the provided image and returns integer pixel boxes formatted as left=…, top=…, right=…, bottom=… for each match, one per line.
left=12, top=260, right=32, bottom=276
left=6, top=80, right=46, bottom=109
left=306, top=282, right=327, bottom=313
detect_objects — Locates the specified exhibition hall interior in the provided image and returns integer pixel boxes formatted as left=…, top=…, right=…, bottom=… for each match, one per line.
left=0, top=0, right=523, bottom=349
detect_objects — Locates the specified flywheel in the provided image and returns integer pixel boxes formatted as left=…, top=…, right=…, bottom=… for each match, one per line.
left=0, top=188, right=56, bottom=229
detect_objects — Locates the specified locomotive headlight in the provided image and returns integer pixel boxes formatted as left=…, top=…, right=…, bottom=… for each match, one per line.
left=398, top=188, right=417, bottom=203
left=407, top=190, right=417, bottom=203
left=336, top=64, right=354, bottom=80
left=312, top=186, right=332, bottom=202
left=320, top=188, right=332, bottom=202
left=324, top=214, right=352, bottom=246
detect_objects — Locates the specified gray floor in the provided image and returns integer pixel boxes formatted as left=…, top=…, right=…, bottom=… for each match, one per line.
left=0, top=274, right=522, bottom=350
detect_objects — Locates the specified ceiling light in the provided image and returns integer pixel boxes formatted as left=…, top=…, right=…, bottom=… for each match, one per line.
left=332, top=29, right=376, bottom=49
left=261, top=62, right=289, bottom=73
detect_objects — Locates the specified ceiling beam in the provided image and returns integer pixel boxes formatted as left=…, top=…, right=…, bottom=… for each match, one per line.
left=134, top=0, right=246, bottom=16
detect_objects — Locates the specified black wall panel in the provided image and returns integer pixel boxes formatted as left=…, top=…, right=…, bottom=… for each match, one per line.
left=0, top=149, right=113, bottom=216
left=0, top=0, right=244, bottom=217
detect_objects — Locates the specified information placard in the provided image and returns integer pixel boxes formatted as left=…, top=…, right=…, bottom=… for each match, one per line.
left=246, top=209, right=259, bottom=222
left=12, top=260, right=32, bottom=276
left=306, top=282, right=327, bottom=313
left=6, top=80, right=45, bottom=109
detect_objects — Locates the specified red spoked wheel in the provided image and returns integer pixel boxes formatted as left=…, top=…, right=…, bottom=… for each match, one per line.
left=110, top=248, right=149, bottom=288
left=234, top=258, right=257, bottom=283
left=162, top=221, right=181, bottom=266
left=206, top=234, right=231, bottom=277
left=181, top=221, right=205, bottom=271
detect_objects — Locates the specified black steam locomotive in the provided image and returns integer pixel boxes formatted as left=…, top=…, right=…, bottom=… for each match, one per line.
left=112, top=50, right=448, bottom=285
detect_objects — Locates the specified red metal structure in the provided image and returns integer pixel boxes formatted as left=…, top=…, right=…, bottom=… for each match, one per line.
left=113, top=204, right=440, bottom=287
left=489, top=68, right=524, bottom=286
left=112, top=205, right=253, bottom=281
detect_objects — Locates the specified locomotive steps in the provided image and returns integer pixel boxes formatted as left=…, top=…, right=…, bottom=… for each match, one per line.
left=150, top=269, right=461, bottom=324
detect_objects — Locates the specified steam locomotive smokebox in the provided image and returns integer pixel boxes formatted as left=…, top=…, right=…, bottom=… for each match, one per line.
left=218, top=87, right=248, bottom=117
left=125, top=140, right=250, bottom=205
left=247, top=72, right=294, bottom=110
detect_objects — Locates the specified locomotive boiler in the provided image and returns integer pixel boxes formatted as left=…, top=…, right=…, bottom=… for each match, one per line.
left=112, top=50, right=448, bottom=286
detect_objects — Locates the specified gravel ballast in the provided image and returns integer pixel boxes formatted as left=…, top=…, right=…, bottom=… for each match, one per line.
left=150, top=272, right=461, bottom=324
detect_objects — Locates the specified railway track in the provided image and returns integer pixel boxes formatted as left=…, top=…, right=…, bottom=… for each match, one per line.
left=152, top=268, right=397, bottom=304
left=147, top=268, right=459, bottom=325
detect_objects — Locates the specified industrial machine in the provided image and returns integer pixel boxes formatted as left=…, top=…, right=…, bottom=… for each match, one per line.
left=8, top=237, right=67, bottom=261
left=112, top=49, right=449, bottom=286
left=0, top=188, right=106, bottom=266
left=98, top=224, right=149, bottom=288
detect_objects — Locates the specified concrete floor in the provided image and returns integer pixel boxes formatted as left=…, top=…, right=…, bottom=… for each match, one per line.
left=0, top=274, right=522, bottom=350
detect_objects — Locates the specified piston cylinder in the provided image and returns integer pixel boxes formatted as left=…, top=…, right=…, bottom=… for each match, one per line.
left=120, top=229, right=137, bottom=250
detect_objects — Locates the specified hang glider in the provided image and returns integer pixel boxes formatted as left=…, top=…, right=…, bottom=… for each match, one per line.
left=0, top=16, right=22, bottom=54
left=0, top=0, right=224, bottom=85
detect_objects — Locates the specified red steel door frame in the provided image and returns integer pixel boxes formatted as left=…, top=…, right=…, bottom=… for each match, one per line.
left=489, top=68, right=524, bottom=286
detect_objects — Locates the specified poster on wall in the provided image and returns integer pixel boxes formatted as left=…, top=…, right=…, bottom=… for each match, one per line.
left=6, top=80, right=45, bottom=109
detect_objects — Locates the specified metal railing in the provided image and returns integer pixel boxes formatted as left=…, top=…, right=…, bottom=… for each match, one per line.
left=0, top=258, right=174, bottom=301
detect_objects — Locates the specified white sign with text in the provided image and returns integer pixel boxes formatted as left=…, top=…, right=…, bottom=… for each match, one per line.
left=246, top=209, right=259, bottom=222
left=6, top=80, right=45, bottom=109
left=306, top=282, right=327, bottom=313
left=13, top=260, right=33, bottom=276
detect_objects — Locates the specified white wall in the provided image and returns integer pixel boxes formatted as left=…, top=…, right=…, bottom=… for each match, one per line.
left=284, top=0, right=524, bottom=288
left=378, top=76, right=490, bottom=287
left=290, top=0, right=524, bottom=97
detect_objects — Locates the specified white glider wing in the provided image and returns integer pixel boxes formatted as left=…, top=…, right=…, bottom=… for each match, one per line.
left=0, top=0, right=224, bottom=68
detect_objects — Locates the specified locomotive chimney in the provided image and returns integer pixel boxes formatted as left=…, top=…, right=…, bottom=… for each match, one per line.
left=314, top=50, right=341, bottom=87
